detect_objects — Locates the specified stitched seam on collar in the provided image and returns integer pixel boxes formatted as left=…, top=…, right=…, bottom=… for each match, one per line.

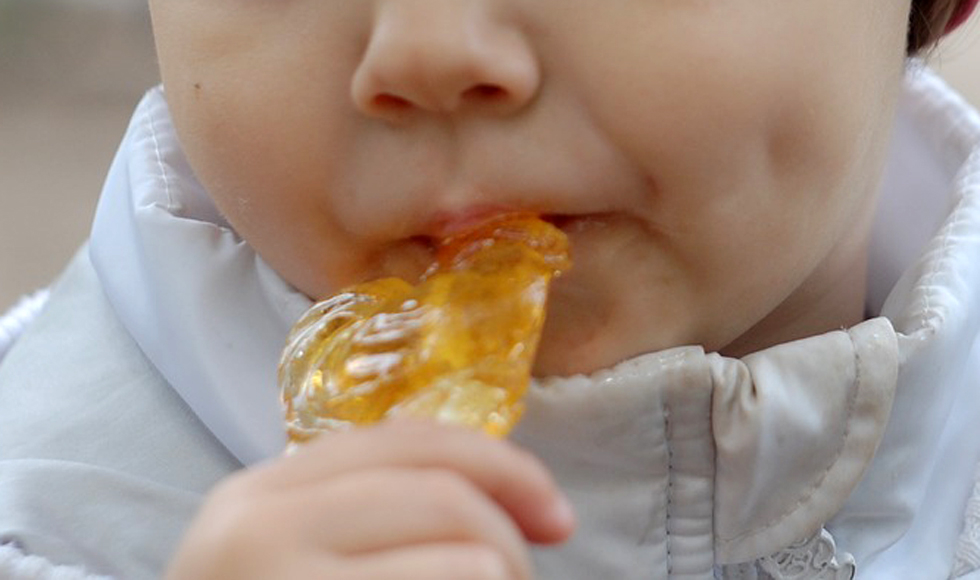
left=145, top=91, right=175, bottom=212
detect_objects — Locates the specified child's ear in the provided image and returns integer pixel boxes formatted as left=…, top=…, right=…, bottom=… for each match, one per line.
left=946, top=0, right=979, bottom=34
left=909, top=0, right=977, bottom=55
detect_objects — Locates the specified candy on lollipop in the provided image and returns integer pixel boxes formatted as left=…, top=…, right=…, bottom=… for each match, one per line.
left=279, top=214, right=570, bottom=446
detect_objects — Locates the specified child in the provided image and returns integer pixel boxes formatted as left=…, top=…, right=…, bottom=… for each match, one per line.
left=1, top=0, right=979, bottom=578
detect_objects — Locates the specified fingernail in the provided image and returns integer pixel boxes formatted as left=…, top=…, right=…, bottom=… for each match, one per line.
left=549, top=493, right=576, bottom=532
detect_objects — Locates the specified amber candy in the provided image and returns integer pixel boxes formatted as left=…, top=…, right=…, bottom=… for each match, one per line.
left=278, top=214, right=570, bottom=444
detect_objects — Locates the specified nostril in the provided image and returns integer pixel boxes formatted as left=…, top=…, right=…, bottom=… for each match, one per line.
left=373, top=93, right=413, bottom=111
left=464, top=84, right=507, bottom=101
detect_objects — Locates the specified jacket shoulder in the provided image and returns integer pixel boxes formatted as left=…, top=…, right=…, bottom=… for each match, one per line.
left=0, top=246, right=239, bottom=578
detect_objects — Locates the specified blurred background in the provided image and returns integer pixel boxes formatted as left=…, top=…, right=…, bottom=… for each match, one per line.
left=1, top=0, right=156, bottom=309
left=1, top=0, right=979, bottom=310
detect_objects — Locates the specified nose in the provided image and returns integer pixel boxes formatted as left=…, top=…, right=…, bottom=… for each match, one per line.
left=351, top=0, right=540, bottom=119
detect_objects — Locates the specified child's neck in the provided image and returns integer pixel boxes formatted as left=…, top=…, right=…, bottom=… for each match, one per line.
left=721, top=227, right=872, bottom=359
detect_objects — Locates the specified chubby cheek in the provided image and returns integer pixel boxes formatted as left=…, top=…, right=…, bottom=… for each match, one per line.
left=533, top=14, right=901, bottom=374
left=669, top=86, right=886, bottom=354
left=173, top=98, right=351, bottom=295
left=156, top=28, right=381, bottom=297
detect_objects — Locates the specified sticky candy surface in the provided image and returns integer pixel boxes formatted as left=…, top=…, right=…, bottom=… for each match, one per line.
left=279, top=214, right=570, bottom=444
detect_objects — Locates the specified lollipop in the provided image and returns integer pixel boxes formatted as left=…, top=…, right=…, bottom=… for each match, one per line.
left=279, top=213, right=570, bottom=445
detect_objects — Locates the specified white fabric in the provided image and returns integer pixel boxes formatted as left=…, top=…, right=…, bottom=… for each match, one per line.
left=0, top=65, right=977, bottom=578
left=88, top=104, right=311, bottom=465
left=0, top=290, right=49, bottom=365
left=0, top=544, right=110, bottom=580
left=953, top=463, right=980, bottom=577
left=511, top=322, right=896, bottom=577
left=0, top=248, right=242, bottom=579
left=828, top=64, right=980, bottom=580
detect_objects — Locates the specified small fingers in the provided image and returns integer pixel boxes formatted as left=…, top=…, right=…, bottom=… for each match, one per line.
left=286, top=466, right=531, bottom=578
left=257, top=420, right=575, bottom=544
left=331, top=544, right=513, bottom=580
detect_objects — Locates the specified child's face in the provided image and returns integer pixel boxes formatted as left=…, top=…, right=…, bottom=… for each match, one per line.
left=150, top=0, right=910, bottom=375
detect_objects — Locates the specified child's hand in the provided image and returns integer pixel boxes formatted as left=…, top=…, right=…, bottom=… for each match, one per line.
left=165, top=420, right=575, bottom=579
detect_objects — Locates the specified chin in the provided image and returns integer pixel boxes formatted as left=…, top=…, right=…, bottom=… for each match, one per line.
left=530, top=270, right=687, bottom=376
left=532, top=310, right=660, bottom=378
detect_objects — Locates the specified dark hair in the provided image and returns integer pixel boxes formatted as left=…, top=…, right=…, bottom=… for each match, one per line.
left=909, top=0, right=968, bottom=53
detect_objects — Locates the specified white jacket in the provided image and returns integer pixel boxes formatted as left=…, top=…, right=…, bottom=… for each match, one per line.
left=0, top=65, right=978, bottom=579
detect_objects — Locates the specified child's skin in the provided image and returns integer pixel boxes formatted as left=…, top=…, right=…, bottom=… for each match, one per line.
left=152, top=0, right=912, bottom=576
left=166, top=421, right=573, bottom=579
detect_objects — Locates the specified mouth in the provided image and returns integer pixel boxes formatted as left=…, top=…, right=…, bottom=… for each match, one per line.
left=424, top=203, right=595, bottom=237
left=540, top=213, right=577, bottom=230
left=381, top=211, right=582, bottom=282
